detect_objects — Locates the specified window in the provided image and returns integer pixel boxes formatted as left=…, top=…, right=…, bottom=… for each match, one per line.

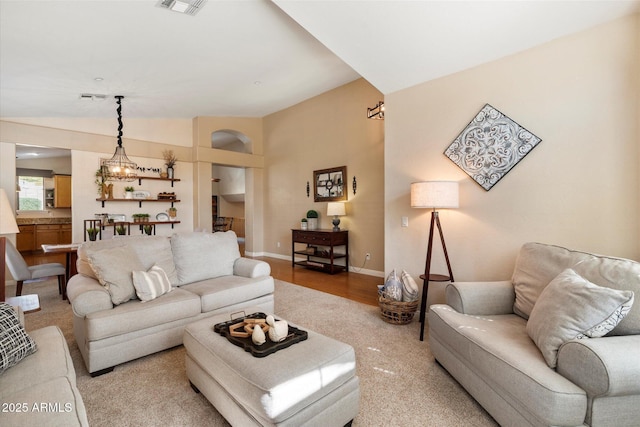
left=17, top=175, right=45, bottom=211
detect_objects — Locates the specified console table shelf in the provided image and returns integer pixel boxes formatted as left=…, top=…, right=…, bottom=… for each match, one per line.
left=291, top=229, right=349, bottom=274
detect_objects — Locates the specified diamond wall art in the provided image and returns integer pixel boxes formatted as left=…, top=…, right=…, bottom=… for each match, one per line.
left=444, top=104, right=542, bottom=191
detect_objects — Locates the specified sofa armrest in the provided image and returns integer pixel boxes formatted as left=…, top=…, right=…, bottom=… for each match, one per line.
left=557, top=335, right=640, bottom=397
left=446, top=281, right=515, bottom=315
left=67, top=274, right=113, bottom=317
left=233, top=257, right=271, bottom=278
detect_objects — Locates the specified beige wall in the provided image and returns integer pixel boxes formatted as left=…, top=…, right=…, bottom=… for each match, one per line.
left=386, top=14, right=640, bottom=283
left=0, top=122, right=195, bottom=241
left=262, top=79, right=385, bottom=275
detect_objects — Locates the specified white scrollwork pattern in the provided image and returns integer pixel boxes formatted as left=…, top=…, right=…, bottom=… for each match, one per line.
left=445, top=104, right=542, bottom=190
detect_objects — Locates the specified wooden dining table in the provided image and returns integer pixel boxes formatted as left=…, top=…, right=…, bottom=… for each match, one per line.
left=41, top=243, right=81, bottom=300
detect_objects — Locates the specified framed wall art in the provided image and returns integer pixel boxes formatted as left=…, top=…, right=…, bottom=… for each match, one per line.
left=444, top=104, right=542, bottom=191
left=313, top=166, right=347, bottom=202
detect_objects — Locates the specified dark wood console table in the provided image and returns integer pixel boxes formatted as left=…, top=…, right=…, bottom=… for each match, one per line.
left=291, top=229, right=349, bottom=274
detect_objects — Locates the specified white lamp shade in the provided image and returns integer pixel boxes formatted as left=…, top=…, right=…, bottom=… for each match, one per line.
left=0, top=188, right=19, bottom=234
left=327, top=202, right=346, bottom=216
left=411, top=181, right=459, bottom=209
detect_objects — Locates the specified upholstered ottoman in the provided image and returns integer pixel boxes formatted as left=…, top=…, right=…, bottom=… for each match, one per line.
left=184, top=310, right=360, bottom=426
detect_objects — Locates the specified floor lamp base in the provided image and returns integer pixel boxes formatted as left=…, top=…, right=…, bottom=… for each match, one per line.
left=419, top=211, right=454, bottom=341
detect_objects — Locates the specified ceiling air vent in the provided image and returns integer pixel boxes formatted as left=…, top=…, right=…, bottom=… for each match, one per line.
left=80, top=93, right=107, bottom=101
left=157, top=0, right=207, bottom=16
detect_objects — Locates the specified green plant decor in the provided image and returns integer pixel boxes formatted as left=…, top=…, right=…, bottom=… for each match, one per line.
left=95, top=167, right=108, bottom=195
left=116, top=225, right=127, bottom=235
left=86, top=227, right=99, bottom=241
left=143, top=225, right=153, bottom=235
left=306, top=210, right=319, bottom=219
left=124, top=186, right=134, bottom=192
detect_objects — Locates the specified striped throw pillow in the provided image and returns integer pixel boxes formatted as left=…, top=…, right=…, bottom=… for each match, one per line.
left=132, top=265, right=173, bottom=302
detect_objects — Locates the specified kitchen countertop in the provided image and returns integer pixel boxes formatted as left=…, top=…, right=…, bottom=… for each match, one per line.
left=16, top=217, right=72, bottom=225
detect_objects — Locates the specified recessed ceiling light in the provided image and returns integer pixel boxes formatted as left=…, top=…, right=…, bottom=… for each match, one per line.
left=94, top=77, right=104, bottom=82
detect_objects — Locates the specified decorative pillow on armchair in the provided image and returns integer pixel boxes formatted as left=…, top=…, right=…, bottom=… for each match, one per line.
left=0, top=303, right=37, bottom=374
left=526, top=268, right=634, bottom=368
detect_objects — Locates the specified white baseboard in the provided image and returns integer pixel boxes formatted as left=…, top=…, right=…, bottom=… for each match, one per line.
left=246, top=251, right=384, bottom=278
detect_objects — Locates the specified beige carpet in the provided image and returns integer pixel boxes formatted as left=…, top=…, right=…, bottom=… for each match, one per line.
left=10, top=278, right=497, bottom=427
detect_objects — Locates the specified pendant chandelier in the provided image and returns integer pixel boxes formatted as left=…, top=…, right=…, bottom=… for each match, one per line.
left=102, top=95, right=137, bottom=181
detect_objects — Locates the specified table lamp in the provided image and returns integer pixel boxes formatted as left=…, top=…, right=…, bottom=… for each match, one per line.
left=327, top=202, right=346, bottom=231
left=1, top=188, right=20, bottom=301
left=411, top=181, right=459, bottom=341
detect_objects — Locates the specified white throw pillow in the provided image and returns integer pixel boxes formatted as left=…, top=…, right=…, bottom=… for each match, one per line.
left=526, top=268, right=634, bottom=368
left=132, top=265, right=173, bottom=302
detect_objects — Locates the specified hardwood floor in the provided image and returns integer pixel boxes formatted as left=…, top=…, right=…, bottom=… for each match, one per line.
left=20, top=251, right=381, bottom=307
left=255, top=256, right=381, bottom=307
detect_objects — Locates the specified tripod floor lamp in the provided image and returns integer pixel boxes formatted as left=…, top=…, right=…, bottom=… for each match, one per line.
left=411, top=181, right=459, bottom=341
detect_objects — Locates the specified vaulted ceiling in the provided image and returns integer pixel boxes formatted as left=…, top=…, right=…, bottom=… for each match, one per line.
left=1, top=0, right=638, bottom=119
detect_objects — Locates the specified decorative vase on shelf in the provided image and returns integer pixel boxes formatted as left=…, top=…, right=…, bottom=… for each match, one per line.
left=167, top=167, right=174, bottom=179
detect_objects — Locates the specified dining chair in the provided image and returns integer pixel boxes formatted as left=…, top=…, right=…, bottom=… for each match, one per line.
left=4, top=239, right=66, bottom=297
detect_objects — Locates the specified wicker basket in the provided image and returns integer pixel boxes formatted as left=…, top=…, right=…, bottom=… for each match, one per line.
left=378, top=292, right=418, bottom=325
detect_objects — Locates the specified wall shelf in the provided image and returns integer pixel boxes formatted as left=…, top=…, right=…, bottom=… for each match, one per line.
left=137, top=176, right=181, bottom=187
left=96, top=198, right=180, bottom=208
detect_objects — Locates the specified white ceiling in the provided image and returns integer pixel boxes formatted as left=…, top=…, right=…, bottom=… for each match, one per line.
left=1, top=0, right=639, bottom=119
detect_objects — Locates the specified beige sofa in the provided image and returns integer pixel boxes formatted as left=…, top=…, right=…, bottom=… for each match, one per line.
left=429, top=242, right=640, bottom=427
left=66, top=231, right=274, bottom=376
left=0, top=307, right=88, bottom=426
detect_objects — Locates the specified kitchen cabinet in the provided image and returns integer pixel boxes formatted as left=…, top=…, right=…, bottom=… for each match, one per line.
left=17, top=223, right=71, bottom=252
left=16, top=225, right=36, bottom=252
left=54, top=175, right=71, bottom=208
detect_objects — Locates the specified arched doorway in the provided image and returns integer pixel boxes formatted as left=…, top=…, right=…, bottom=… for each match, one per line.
left=211, top=130, right=250, bottom=253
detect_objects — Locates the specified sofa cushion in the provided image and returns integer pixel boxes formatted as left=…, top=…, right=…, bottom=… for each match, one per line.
left=180, top=275, right=274, bottom=313
left=0, top=326, right=75, bottom=399
left=78, top=236, right=178, bottom=286
left=512, top=242, right=593, bottom=319
left=88, top=245, right=142, bottom=305
left=132, top=265, right=173, bottom=302
left=429, top=305, right=587, bottom=426
left=512, top=242, right=640, bottom=326
left=1, top=377, right=89, bottom=427
left=171, top=231, right=240, bottom=285
left=0, top=303, right=37, bottom=374
left=572, top=256, right=640, bottom=335
left=84, top=287, right=201, bottom=341
left=526, top=269, right=634, bottom=368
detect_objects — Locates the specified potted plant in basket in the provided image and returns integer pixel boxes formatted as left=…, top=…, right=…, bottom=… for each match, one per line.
left=306, top=210, right=319, bottom=230
left=300, top=218, right=308, bottom=230
left=168, top=207, right=177, bottom=219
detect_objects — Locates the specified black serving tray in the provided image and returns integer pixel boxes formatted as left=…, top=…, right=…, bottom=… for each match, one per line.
left=213, top=312, right=308, bottom=358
